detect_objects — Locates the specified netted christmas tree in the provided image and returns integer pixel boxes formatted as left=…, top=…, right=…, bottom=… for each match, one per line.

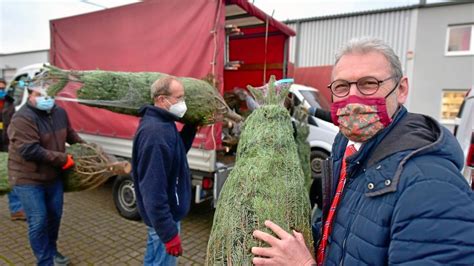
left=0, top=144, right=130, bottom=194
left=38, top=65, right=241, bottom=126
left=63, top=143, right=130, bottom=192
left=206, top=76, right=312, bottom=265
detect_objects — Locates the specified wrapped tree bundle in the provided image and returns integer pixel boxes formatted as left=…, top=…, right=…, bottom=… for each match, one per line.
left=206, top=76, right=312, bottom=265
left=0, top=144, right=129, bottom=194
left=0, top=152, right=11, bottom=196
left=39, top=65, right=241, bottom=126
left=64, top=143, right=130, bottom=192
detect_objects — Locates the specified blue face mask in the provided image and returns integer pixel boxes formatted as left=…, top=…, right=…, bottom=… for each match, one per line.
left=35, top=96, right=55, bottom=111
left=0, top=90, right=5, bottom=100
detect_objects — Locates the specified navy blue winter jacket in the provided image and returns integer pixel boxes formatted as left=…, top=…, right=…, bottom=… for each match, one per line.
left=132, top=105, right=197, bottom=243
left=316, top=106, right=474, bottom=265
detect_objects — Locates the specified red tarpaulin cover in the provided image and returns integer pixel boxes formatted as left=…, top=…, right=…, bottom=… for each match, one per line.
left=224, top=27, right=288, bottom=91
left=224, top=0, right=295, bottom=91
left=50, top=0, right=225, bottom=150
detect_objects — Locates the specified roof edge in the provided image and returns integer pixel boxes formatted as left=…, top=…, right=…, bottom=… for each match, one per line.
left=284, top=2, right=473, bottom=24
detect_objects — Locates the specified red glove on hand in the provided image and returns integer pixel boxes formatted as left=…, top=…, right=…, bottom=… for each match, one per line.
left=62, top=154, right=75, bottom=170
left=165, top=234, right=182, bottom=257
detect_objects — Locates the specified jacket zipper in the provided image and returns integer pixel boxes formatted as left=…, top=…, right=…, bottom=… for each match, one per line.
left=48, top=115, right=61, bottom=150
left=175, top=177, right=179, bottom=206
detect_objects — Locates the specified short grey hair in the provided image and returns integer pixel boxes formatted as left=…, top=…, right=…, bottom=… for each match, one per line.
left=334, top=37, right=403, bottom=80
left=150, top=76, right=180, bottom=100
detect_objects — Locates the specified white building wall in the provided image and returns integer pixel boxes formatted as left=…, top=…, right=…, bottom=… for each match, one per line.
left=0, top=50, right=49, bottom=82
left=411, top=3, right=474, bottom=124
left=287, top=9, right=415, bottom=70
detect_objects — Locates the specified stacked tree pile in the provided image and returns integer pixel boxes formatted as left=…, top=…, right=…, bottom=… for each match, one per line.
left=37, top=65, right=241, bottom=126
left=206, top=76, right=312, bottom=265
left=0, top=152, right=11, bottom=196
left=0, top=144, right=130, bottom=194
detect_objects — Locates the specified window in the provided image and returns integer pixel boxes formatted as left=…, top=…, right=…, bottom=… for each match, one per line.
left=446, top=24, right=474, bottom=56
left=441, top=89, right=468, bottom=122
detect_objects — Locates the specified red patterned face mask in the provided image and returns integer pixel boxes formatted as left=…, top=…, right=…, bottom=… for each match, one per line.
left=330, top=95, right=393, bottom=142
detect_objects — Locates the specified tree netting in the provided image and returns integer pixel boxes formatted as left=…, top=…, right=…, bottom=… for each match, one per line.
left=0, top=144, right=130, bottom=194
left=206, top=76, right=312, bottom=265
left=63, top=143, right=130, bottom=192
left=36, top=65, right=241, bottom=126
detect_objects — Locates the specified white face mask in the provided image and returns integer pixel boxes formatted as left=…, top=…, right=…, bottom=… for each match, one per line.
left=166, top=99, right=187, bottom=118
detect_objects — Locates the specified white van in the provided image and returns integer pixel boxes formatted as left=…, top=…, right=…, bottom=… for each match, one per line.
left=287, top=84, right=338, bottom=207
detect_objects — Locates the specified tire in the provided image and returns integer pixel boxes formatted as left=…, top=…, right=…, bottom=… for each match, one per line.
left=112, top=175, right=141, bottom=221
left=310, top=149, right=329, bottom=179
left=309, top=149, right=329, bottom=208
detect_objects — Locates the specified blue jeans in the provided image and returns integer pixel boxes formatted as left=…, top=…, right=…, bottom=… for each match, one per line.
left=15, top=179, right=64, bottom=266
left=144, top=222, right=180, bottom=266
left=8, top=187, right=23, bottom=213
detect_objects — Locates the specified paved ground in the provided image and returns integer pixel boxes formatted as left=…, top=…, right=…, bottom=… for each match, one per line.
left=0, top=181, right=214, bottom=265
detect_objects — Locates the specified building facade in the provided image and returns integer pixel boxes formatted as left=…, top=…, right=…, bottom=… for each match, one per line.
left=0, top=49, right=48, bottom=82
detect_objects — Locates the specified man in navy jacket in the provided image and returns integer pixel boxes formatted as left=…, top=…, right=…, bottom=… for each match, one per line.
left=251, top=37, right=474, bottom=265
left=132, top=76, right=197, bottom=265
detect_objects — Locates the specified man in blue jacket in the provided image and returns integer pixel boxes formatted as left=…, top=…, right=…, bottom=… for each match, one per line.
left=251, top=37, right=474, bottom=265
left=132, top=76, right=197, bottom=265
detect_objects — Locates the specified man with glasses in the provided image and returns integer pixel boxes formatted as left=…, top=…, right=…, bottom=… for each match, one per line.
left=132, top=76, right=197, bottom=265
left=251, top=37, right=474, bottom=265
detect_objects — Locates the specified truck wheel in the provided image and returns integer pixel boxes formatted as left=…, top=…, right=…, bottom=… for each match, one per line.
left=310, top=149, right=329, bottom=179
left=309, top=149, right=329, bottom=208
left=112, top=175, right=141, bottom=221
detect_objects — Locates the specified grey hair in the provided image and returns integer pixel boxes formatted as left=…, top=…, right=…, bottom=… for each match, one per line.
left=150, top=76, right=180, bottom=100
left=334, top=37, right=403, bottom=80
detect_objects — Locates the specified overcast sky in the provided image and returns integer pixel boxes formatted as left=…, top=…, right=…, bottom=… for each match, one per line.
left=0, top=0, right=422, bottom=54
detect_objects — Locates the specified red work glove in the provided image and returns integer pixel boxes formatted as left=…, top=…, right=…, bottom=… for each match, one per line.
left=165, top=234, right=182, bottom=257
left=62, top=154, right=75, bottom=170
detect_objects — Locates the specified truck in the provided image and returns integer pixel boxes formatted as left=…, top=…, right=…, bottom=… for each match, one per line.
left=7, top=0, right=338, bottom=220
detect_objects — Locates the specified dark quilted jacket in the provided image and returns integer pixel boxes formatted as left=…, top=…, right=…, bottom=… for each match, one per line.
left=315, top=106, right=474, bottom=265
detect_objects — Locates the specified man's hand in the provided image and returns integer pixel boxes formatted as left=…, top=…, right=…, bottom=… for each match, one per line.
left=62, top=154, right=75, bottom=170
left=252, top=220, right=315, bottom=266
left=165, top=234, right=183, bottom=257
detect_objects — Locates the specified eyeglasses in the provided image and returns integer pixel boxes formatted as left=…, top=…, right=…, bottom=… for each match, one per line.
left=165, top=95, right=185, bottom=102
left=328, top=76, right=397, bottom=98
